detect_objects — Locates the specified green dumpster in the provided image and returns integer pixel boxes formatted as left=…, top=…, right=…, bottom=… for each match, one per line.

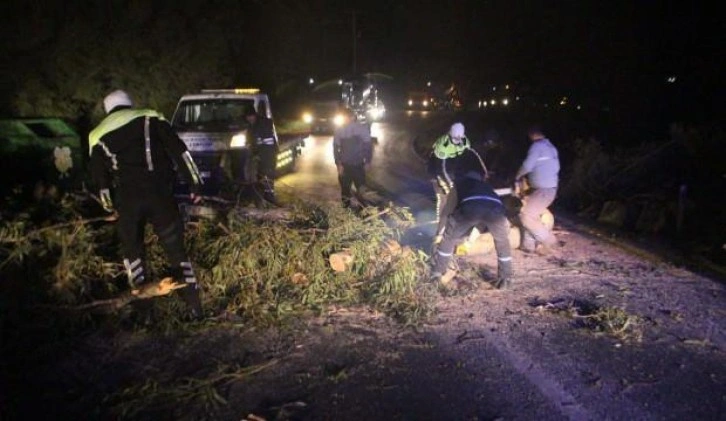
left=0, top=118, right=82, bottom=197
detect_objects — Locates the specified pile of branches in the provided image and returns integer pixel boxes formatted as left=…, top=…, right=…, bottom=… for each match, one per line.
left=0, top=194, right=435, bottom=334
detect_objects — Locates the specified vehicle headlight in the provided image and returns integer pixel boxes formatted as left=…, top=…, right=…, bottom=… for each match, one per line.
left=302, top=112, right=313, bottom=124
left=230, top=133, right=246, bottom=148
left=368, top=107, right=384, bottom=119
left=333, top=114, right=346, bottom=126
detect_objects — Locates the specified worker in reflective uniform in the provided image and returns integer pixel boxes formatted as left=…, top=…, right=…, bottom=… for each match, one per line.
left=245, top=109, right=279, bottom=205
left=89, top=90, right=204, bottom=319
left=431, top=171, right=513, bottom=288
left=427, top=122, right=488, bottom=245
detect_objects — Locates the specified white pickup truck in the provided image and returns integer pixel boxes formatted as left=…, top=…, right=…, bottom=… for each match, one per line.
left=171, top=88, right=305, bottom=195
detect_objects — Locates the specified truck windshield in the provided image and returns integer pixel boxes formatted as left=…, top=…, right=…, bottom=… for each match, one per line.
left=172, top=99, right=255, bottom=131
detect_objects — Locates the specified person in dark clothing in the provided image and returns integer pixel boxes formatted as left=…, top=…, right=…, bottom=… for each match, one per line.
left=89, top=90, right=204, bottom=318
left=427, top=122, right=488, bottom=244
left=333, top=109, right=373, bottom=208
left=245, top=109, right=279, bottom=205
left=431, top=171, right=513, bottom=288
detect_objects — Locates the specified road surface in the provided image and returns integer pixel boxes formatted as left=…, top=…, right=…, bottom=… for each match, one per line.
left=262, top=110, right=726, bottom=420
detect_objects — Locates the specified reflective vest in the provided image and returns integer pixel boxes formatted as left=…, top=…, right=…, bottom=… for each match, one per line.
left=88, top=109, right=164, bottom=156
left=433, top=134, right=470, bottom=159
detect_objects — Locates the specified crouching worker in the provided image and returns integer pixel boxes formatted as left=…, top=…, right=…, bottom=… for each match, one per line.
left=89, top=90, right=204, bottom=319
left=431, top=171, right=513, bottom=288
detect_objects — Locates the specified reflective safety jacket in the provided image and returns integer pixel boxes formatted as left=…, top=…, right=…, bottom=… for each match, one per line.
left=89, top=107, right=202, bottom=191
left=427, top=134, right=487, bottom=186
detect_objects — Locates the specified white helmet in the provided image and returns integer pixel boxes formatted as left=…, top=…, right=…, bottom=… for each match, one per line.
left=103, top=90, right=133, bottom=113
left=449, top=122, right=465, bottom=139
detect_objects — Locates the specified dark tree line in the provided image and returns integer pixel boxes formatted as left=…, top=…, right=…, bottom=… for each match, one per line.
left=0, top=0, right=341, bottom=126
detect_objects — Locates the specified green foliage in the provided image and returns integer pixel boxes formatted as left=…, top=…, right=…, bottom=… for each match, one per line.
left=0, top=196, right=434, bottom=331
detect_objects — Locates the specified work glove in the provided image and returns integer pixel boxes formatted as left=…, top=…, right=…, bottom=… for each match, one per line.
left=513, top=178, right=525, bottom=198
left=189, top=184, right=203, bottom=204
left=99, top=188, right=114, bottom=213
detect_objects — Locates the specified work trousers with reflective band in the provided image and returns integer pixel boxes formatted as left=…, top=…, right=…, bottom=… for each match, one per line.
left=433, top=200, right=512, bottom=279
left=338, top=163, right=366, bottom=207
left=117, top=180, right=202, bottom=314
left=255, top=145, right=277, bottom=203
left=519, top=187, right=557, bottom=250
left=432, top=177, right=457, bottom=237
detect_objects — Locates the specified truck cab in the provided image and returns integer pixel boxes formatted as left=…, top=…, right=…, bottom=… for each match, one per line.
left=171, top=89, right=304, bottom=195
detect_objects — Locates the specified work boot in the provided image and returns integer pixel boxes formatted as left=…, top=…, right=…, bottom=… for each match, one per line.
left=495, top=262, right=513, bottom=289
left=178, top=285, right=203, bottom=321
left=493, top=276, right=512, bottom=289
left=430, top=271, right=443, bottom=283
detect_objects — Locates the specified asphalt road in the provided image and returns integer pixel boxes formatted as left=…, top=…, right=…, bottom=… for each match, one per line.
left=278, top=110, right=448, bottom=226
left=269, top=110, right=726, bottom=420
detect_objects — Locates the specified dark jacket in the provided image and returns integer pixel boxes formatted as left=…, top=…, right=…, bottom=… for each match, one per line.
left=248, top=116, right=278, bottom=152
left=89, top=107, right=202, bottom=191
left=454, top=173, right=504, bottom=210
left=333, top=121, right=372, bottom=166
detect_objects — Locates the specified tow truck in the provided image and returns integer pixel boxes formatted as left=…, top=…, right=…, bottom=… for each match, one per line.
left=170, top=88, right=306, bottom=197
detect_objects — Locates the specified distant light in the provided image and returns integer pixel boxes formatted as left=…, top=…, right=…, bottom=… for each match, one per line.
left=490, top=99, right=497, bottom=105
left=427, top=81, right=432, bottom=87
left=492, top=87, right=497, bottom=91
left=408, top=99, right=413, bottom=106
left=338, top=79, right=343, bottom=85
left=483, top=101, right=488, bottom=107
left=577, top=105, right=582, bottom=110
left=333, top=113, right=346, bottom=126
left=505, top=84, right=510, bottom=90
left=515, top=96, right=520, bottom=101
left=502, top=98, right=509, bottom=106
left=667, top=76, right=677, bottom=83
left=423, top=100, right=429, bottom=107
left=309, top=78, right=315, bottom=85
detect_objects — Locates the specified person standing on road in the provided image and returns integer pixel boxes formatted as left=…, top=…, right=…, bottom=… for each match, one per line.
left=245, top=108, right=279, bottom=205
left=431, top=171, right=513, bottom=288
left=515, top=125, right=560, bottom=254
left=88, top=89, right=204, bottom=319
left=333, top=108, right=373, bottom=208
left=427, top=122, right=488, bottom=244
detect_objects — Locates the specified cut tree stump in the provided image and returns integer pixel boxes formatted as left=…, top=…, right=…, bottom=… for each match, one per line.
left=329, top=250, right=354, bottom=272
left=465, top=210, right=554, bottom=255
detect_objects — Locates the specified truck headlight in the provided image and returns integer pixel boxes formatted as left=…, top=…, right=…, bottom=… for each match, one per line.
left=368, top=107, right=384, bottom=120
left=302, top=112, right=313, bottom=124
left=230, top=133, right=246, bottom=148
left=333, top=114, right=346, bottom=126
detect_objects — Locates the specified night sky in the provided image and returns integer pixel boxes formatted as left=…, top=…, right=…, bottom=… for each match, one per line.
left=0, top=1, right=722, bottom=119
